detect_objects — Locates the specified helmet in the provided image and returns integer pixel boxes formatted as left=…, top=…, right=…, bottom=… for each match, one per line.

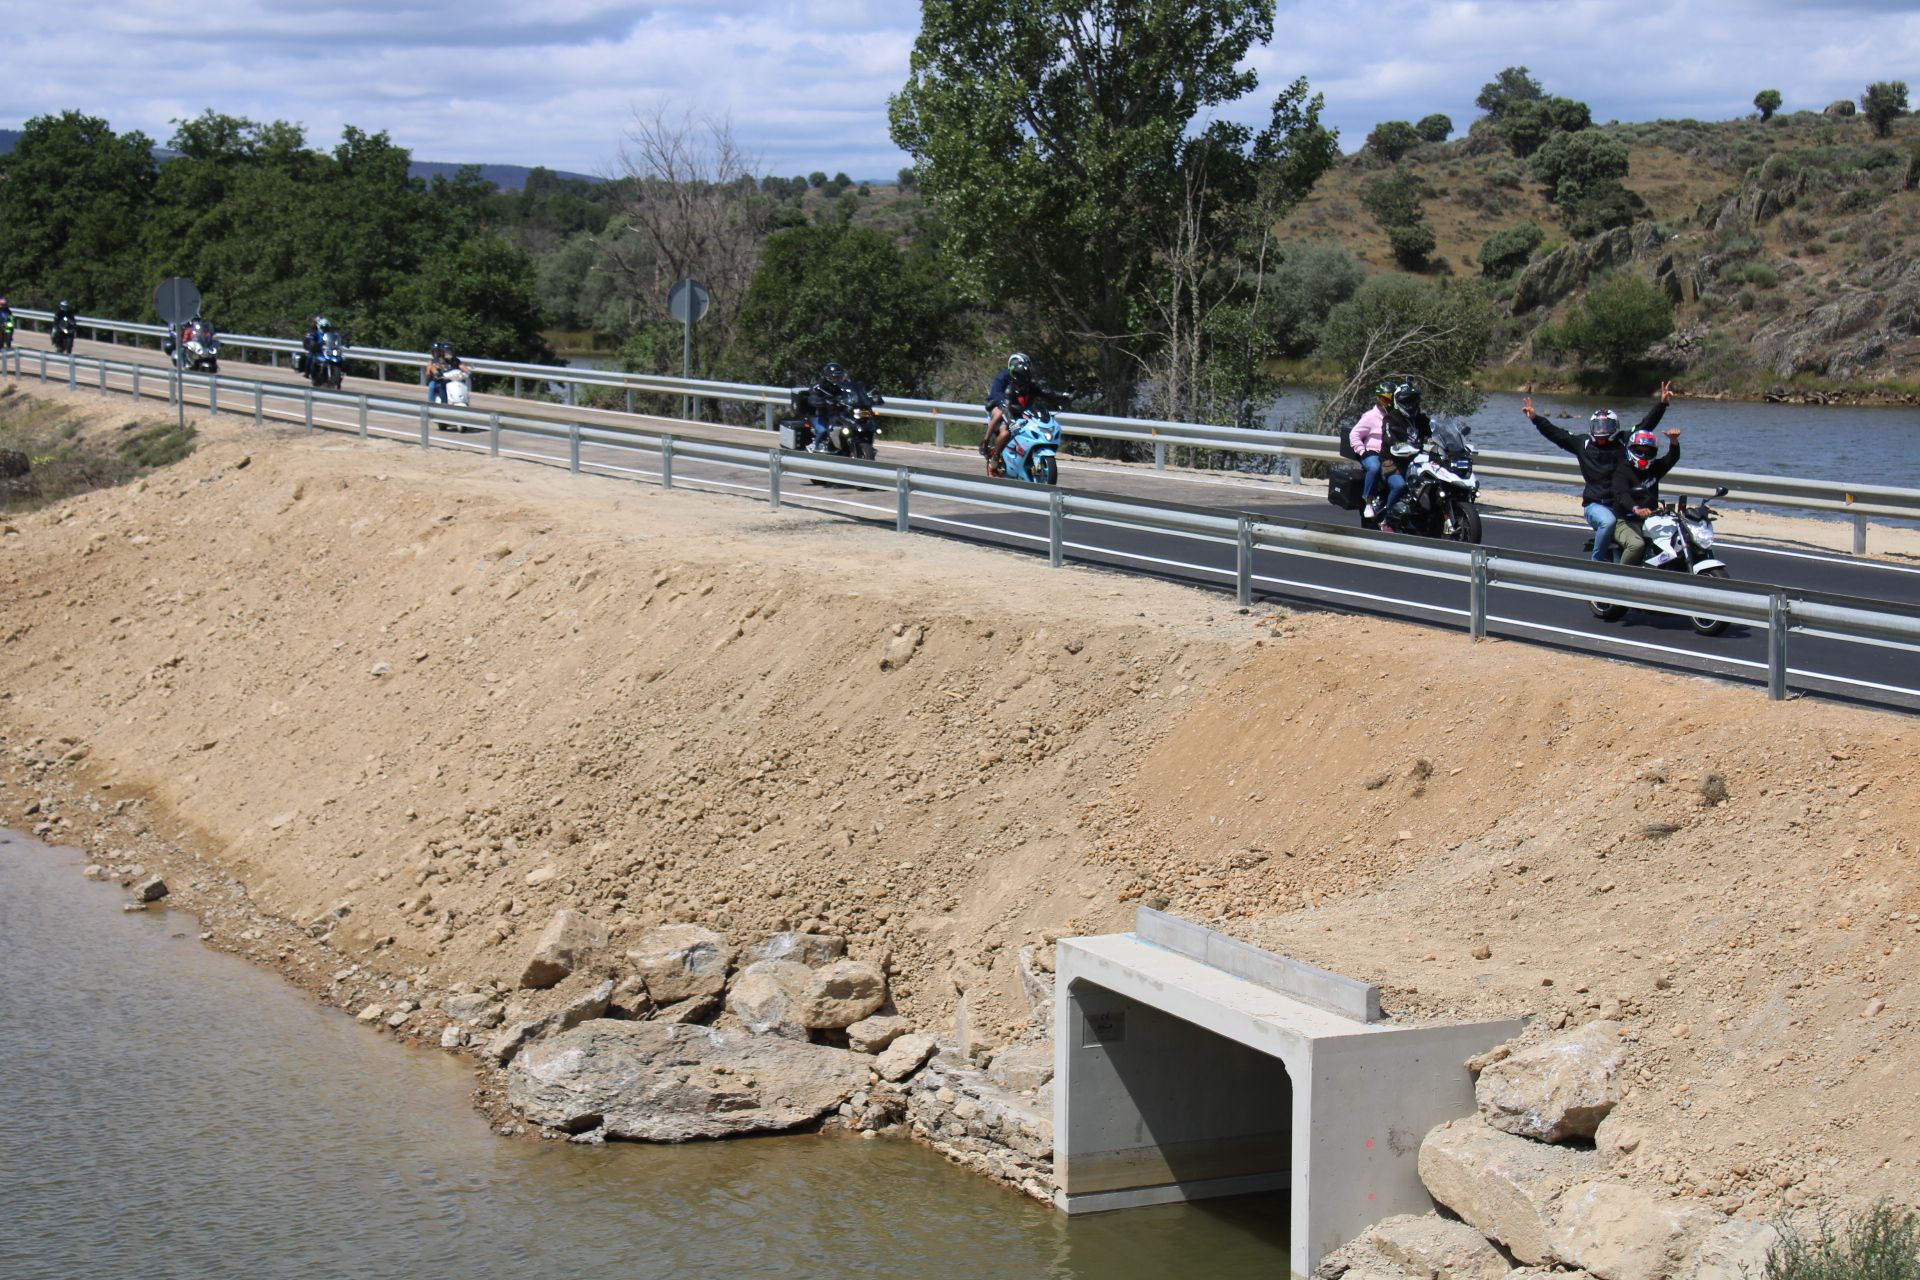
left=1627, top=429, right=1658, bottom=469
left=0, top=297, right=9, bottom=308
left=1374, top=380, right=1395, bottom=406
left=1008, top=352, right=1032, bottom=376
left=1588, top=409, right=1619, bottom=441
left=821, top=361, right=847, bottom=384
left=1393, top=381, right=1423, bottom=415
left=57, top=299, right=70, bottom=311
left=316, top=316, right=332, bottom=331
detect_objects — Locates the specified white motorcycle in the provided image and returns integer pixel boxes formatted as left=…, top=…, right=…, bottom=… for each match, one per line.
left=1589, top=486, right=1733, bottom=636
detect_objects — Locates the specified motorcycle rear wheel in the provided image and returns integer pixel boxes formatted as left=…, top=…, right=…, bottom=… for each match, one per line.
left=1589, top=601, right=1628, bottom=622
left=1690, top=566, right=1731, bottom=636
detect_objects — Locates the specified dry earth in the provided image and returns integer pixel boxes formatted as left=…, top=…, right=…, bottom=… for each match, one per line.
left=3, top=387, right=1917, bottom=1219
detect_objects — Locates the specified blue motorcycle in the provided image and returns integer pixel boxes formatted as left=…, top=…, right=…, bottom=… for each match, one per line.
left=994, top=395, right=1073, bottom=486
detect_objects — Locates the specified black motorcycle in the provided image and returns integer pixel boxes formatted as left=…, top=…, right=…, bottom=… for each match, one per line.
left=779, top=382, right=885, bottom=461
left=50, top=314, right=77, bottom=355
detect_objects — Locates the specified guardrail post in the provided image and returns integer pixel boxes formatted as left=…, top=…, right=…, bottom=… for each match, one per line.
left=97, top=361, right=107, bottom=393
left=1153, top=439, right=1167, bottom=470
left=269, top=350, right=278, bottom=369
left=661, top=434, right=675, bottom=489
left=357, top=395, right=368, bottom=439
left=513, top=375, right=522, bottom=400
left=1852, top=514, right=1867, bottom=556
left=1048, top=491, right=1064, bottom=567
left=1287, top=457, right=1302, bottom=485
left=565, top=382, right=576, bottom=409
left=629, top=389, right=637, bottom=416
left=255, top=382, right=264, bottom=425
left=488, top=412, right=500, bottom=457
left=419, top=402, right=431, bottom=448
left=304, top=386, right=314, bottom=434
left=38, top=352, right=46, bottom=383
left=67, top=359, right=77, bottom=391
left=132, top=365, right=140, bottom=400
left=934, top=410, right=945, bottom=450
left=1235, top=516, right=1253, bottom=607
left=1469, top=547, right=1490, bottom=640
left=568, top=423, right=581, bottom=473
left=208, top=377, right=219, bottom=414
left=763, top=402, right=774, bottom=432
left=896, top=468, right=911, bottom=533
left=769, top=449, right=783, bottom=508
left=1767, top=593, right=1789, bottom=701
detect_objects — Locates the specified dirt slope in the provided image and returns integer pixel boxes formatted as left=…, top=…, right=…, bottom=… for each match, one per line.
left=3, top=388, right=1918, bottom=1215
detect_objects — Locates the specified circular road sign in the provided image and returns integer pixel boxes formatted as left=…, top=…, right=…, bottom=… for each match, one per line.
left=667, top=278, right=711, bottom=324
left=153, top=276, right=202, bottom=326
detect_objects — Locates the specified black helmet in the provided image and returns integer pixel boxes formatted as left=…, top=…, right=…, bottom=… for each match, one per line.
left=1393, top=381, right=1423, bottom=415
left=57, top=299, right=71, bottom=310
left=1588, top=408, right=1619, bottom=441
left=1008, top=352, right=1032, bottom=376
left=821, top=361, right=847, bottom=384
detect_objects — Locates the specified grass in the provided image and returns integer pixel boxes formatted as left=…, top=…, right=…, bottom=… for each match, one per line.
left=1765, top=1202, right=1920, bottom=1280
left=0, top=389, right=198, bottom=512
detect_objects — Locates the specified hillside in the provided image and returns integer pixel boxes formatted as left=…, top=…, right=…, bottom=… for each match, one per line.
left=1281, top=111, right=1920, bottom=398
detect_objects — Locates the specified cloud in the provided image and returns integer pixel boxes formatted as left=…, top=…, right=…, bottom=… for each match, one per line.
left=5, top=0, right=1917, bottom=176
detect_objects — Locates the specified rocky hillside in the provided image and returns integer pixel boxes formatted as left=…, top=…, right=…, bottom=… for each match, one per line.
left=1283, top=111, right=1920, bottom=396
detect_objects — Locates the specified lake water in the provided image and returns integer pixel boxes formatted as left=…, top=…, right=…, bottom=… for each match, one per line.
left=0, top=832, right=1290, bottom=1280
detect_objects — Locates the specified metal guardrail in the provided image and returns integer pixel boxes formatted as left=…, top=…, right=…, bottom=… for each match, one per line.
left=15, top=307, right=1920, bottom=546
left=9, top=344, right=1920, bottom=704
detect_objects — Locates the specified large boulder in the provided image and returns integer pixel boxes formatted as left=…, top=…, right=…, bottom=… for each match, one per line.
left=724, top=960, right=813, bottom=1039
left=1419, top=1117, right=1602, bottom=1265
left=986, top=1042, right=1055, bottom=1093
left=506, top=1019, right=869, bottom=1140
left=1367, top=1213, right=1513, bottom=1280
left=847, top=1015, right=912, bottom=1054
left=1547, top=1182, right=1723, bottom=1280
left=876, top=1032, right=938, bottom=1083
left=518, top=909, right=608, bottom=989
left=1673, top=1220, right=1784, bottom=1280
left=741, top=931, right=847, bottom=968
left=1476, top=1020, right=1627, bottom=1142
left=797, top=959, right=887, bottom=1029
left=627, top=924, right=734, bottom=1003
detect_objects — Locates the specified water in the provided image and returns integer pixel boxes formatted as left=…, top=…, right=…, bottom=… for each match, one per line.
left=0, top=832, right=1289, bottom=1280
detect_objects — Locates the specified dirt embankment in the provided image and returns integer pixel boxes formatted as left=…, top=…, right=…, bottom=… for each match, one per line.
left=3, top=389, right=1918, bottom=1216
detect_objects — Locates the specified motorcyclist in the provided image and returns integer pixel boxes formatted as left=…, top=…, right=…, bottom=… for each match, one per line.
left=301, top=315, right=334, bottom=368
left=51, top=299, right=77, bottom=353
left=1348, top=382, right=1401, bottom=519
left=1610, top=425, right=1683, bottom=566
left=1525, top=382, right=1672, bottom=562
left=426, top=341, right=460, bottom=405
left=802, top=361, right=853, bottom=452
left=981, top=352, right=1068, bottom=476
left=1, top=297, right=17, bottom=350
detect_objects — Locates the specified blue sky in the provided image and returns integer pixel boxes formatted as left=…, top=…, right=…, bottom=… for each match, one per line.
left=6, top=0, right=1918, bottom=177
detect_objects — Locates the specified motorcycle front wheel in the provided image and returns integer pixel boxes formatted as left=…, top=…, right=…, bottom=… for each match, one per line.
left=1038, top=454, right=1058, bottom=486
left=1589, top=601, right=1628, bottom=622
left=1690, top=566, right=1731, bottom=636
left=1446, top=499, right=1483, bottom=544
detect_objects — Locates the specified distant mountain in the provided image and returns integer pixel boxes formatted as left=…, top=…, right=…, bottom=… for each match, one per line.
left=0, top=130, right=596, bottom=191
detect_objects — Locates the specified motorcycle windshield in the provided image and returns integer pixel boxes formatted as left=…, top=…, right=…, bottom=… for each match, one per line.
left=1428, top=420, right=1470, bottom=461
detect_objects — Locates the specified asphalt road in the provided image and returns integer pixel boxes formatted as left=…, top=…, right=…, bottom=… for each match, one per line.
left=14, top=332, right=1919, bottom=708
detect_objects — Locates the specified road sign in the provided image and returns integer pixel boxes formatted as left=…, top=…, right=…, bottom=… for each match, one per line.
left=667, top=278, right=710, bottom=324
left=153, top=276, right=201, bottom=326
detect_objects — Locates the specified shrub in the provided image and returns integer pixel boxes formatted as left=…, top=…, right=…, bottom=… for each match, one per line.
left=1367, top=120, right=1423, bottom=162
left=1560, top=182, right=1641, bottom=238
left=1476, top=67, right=1544, bottom=120
left=1359, top=169, right=1429, bottom=228
left=1754, top=89, right=1783, bottom=122
left=1741, top=262, right=1779, bottom=288
left=1762, top=1202, right=1920, bottom=1280
left=1861, top=81, right=1910, bottom=139
left=1553, top=272, right=1674, bottom=372
left=1530, top=129, right=1631, bottom=202
left=1478, top=221, right=1546, bottom=276
left=1760, top=153, right=1799, bottom=184
left=1388, top=222, right=1438, bottom=270
left=1317, top=275, right=1498, bottom=422
left=1416, top=113, right=1453, bottom=143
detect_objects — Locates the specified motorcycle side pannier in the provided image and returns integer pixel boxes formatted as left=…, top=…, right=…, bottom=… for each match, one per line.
left=1327, top=460, right=1365, bottom=511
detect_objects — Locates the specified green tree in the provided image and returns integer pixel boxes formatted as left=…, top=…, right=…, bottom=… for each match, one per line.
left=1502, top=95, right=1592, bottom=158
left=889, top=0, right=1336, bottom=413
left=1559, top=182, right=1642, bottom=238
left=1416, top=113, right=1453, bottom=143
left=1529, top=128, right=1630, bottom=202
left=0, top=112, right=157, bottom=313
left=1262, top=242, right=1365, bottom=356
left=808, top=171, right=828, bottom=187
left=897, top=166, right=919, bottom=189
left=1754, top=89, right=1783, bottom=121
left=385, top=234, right=553, bottom=363
left=1547, top=273, right=1673, bottom=373
left=1476, top=66, right=1544, bottom=120
left=1862, top=81, right=1910, bottom=139
left=1359, top=168, right=1429, bottom=228
left=1387, top=222, right=1438, bottom=270
left=729, top=223, right=956, bottom=392
left=1366, top=119, right=1422, bottom=162
left=1316, top=275, right=1497, bottom=429
left=1477, top=221, right=1545, bottom=276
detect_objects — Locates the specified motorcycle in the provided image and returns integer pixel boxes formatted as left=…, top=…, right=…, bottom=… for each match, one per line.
left=177, top=324, right=221, bottom=373
left=50, top=314, right=77, bottom=355
left=433, top=366, right=472, bottom=431
left=996, top=404, right=1065, bottom=485
left=302, top=331, right=346, bottom=389
left=1328, top=419, right=1482, bottom=542
left=0, top=313, right=14, bottom=350
left=1588, top=486, right=1733, bottom=636
left=778, top=382, right=885, bottom=461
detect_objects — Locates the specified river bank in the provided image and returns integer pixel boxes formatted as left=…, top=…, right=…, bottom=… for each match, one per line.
left=1265, top=358, right=1920, bottom=409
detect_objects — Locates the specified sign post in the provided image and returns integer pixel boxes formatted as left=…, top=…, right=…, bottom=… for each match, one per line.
left=153, top=276, right=202, bottom=432
left=666, top=278, right=710, bottom=421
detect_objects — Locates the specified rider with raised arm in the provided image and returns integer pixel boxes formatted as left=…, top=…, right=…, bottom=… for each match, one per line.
left=1525, top=382, right=1672, bottom=562
left=1611, top=423, right=1683, bottom=566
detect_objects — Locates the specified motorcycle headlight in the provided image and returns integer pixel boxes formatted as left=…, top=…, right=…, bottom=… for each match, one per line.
left=1691, top=523, right=1715, bottom=548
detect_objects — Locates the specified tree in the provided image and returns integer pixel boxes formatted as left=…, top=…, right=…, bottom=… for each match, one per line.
left=1754, top=89, right=1783, bottom=122
left=1416, top=113, right=1453, bottom=143
left=1262, top=242, right=1365, bottom=356
left=0, top=112, right=157, bottom=313
left=1547, top=273, right=1673, bottom=373
left=889, top=0, right=1337, bottom=416
left=1862, top=81, right=1910, bottom=139
left=1387, top=223, right=1438, bottom=270
left=1559, top=182, right=1642, bottom=238
left=897, top=166, right=919, bottom=189
left=808, top=171, right=828, bottom=188
left=1316, top=276, right=1497, bottom=431
left=1502, top=95, right=1593, bottom=158
left=1359, top=168, right=1429, bottom=228
left=385, top=234, right=553, bottom=362
left=1477, top=221, right=1545, bottom=277
left=1529, top=128, right=1630, bottom=202
left=1476, top=66, right=1544, bottom=120
left=1366, top=120, right=1422, bottom=162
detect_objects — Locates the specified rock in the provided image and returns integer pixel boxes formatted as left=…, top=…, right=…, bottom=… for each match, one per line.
left=741, top=931, right=847, bottom=969
left=627, top=924, right=734, bottom=1004
left=1316, top=1238, right=1415, bottom=1280
left=553, top=979, right=615, bottom=1034
left=725, top=960, right=814, bottom=1039
left=1477, top=1021, right=1627, bottom=1142
left=1367, top=1213, right=1513, bottom=1280
left=484, top=1019, right=545, bottom=1066
left=652, top=993, right=721, bottom=1025
left=440, top=1025, right=468, bottom=1050
left=610, top=973, right=653, bottom=1019
left=443, top=992, right=497, bottom=1024
left=879, top=626, right=923, bottom=671
left=986, top=1042, right=1055, bottom=1093
left=506, top=1019, right=871, bottom=1140
left=356, top=1004, right=388, bottom=1024
left=132, top=876, right=169, bottom=903
left=524, top=866, right=557, bottom=887
left=1673, top=1220, right=1783, bottom=1280
left=0, top=448, right=29, bottom=479
left=1419, top=1116, right=1603, bottom=1265
left=847, top=1015, right=913, bottom=1054
left=797, top=958, right=887, bottom=1030
left=876, top=1033, right=938, bottom=1082
left=1547, top=1182, right=1722, bottom=1280
left=518, top=909, right=608, bottom=989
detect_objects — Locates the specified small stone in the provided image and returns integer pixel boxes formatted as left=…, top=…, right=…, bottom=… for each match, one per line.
left=798, top=959, right=888, bottom=1030
left=847, top=1015, right=912, bottom=1055
left=524, top=866, right=557, bottom=887
left=440, top=1025, right=468, bottom=1050
left=1863, top=998, right=1885, bottom=1018
left=1471, top=943, right=1493, bottom=961
left=370, top=662, right=392, bottom=677
left=357, top=1004, right=388, bottom=1024
left=517, top=909, right=608, bottom=989
left=133, top=876, right=169, bottom=903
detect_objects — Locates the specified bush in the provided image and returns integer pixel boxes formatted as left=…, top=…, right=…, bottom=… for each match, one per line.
left=1367, top=120, right=1422, bottom=162
left=1861, top=81, right=1910, bottom=139
left=1503, top=96, right=1594, bottom=158
left=1755, top=89, right=1783, bottom=122
left=1530, top=129, right=1631, bottom=202
left=1388, top=222, right=1438, bottom=270
left=1741, top=261, right=1779, bottom=288
left=1760, top=153, right=1799, bottom=184
left=1416, top=113, right=1453, bottom=143
left=1359, top=169, right=1429, bottom=228
left=1476, top=67, right=1544, bottom=120
left=1553, top=273, right=1674, bottom=372
left=1317, top=276, right=1497, bottom=422
left=1560, top=182, right=1642, bottom=238
left=1478, top=221, right=1546, bottom=276
left=1762, top=1202, right=1920, bottom=1280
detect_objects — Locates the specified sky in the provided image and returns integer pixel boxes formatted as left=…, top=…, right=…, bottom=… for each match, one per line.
left=5, top=0, right=1919, bottom=179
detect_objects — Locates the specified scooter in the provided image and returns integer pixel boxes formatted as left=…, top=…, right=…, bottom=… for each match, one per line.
left=433, top=367, right=472, bottom=431
left=1589, top=486, right=1733, bottom=636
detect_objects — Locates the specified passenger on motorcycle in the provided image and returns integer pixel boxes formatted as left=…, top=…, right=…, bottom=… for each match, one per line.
left=1526, top=382, right=1672, bottom=562
left=1348, top=382, right=1404, bottom=519
left=1610, top=425, right=1683, bottom=565
left=803, top=361, right=853, bottom=452
left=426, top=341, right=461, bottom=404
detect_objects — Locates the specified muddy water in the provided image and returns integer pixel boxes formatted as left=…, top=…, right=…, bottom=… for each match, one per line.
left=0, top=831, right=1288, bottom=1279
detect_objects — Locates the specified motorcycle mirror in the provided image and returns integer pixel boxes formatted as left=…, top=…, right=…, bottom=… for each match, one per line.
left=1713, top=486, right=1729, bottom=498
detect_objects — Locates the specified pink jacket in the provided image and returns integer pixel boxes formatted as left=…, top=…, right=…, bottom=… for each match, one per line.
left=1349, top=406, right=1387, bottom=457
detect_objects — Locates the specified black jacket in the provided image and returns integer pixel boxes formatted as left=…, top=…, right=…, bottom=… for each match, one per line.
left=1612, top=438, right=1680, bottom=516
left=1530, top=402, right=1667, bottom=505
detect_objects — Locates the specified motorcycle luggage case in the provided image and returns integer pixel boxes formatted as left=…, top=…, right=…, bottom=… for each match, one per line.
left=777, top=419, right=808, bottom=450
left=1327, top=460, right=1365, bottom=511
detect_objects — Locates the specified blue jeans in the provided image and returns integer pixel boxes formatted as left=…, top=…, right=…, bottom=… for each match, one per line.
left=427, top=378, right=447, bottom=404
left=811, top=413, right=833, bottom=449
left=1585, top=501, right=1618, bottom=562
left=1360, top=455, right=1404, bottom=510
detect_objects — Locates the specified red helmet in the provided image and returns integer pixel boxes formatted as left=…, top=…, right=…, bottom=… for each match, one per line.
left=1627, top=429, right=1658, bottom=470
